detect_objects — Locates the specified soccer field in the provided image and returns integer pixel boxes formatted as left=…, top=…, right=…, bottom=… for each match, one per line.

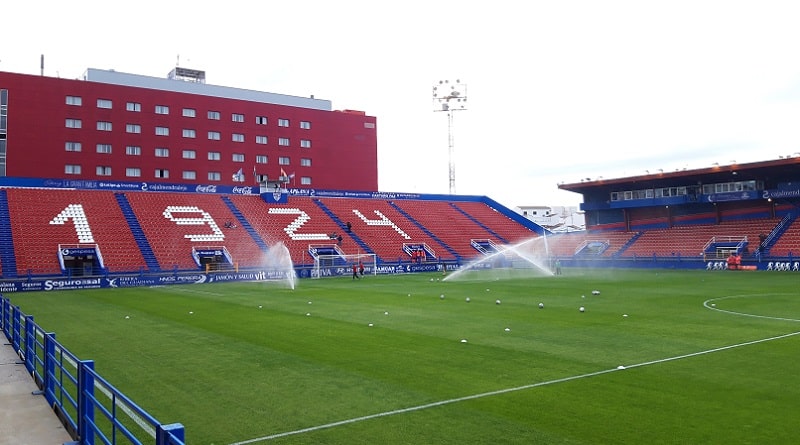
left=9, top=269, right=800, bottom=444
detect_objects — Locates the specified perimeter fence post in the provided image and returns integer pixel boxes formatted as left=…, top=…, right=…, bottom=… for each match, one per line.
left=78, top=359, right=96, bottom=445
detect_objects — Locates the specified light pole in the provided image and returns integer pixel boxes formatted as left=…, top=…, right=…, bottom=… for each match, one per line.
left=433, top=79, right=467, bottom=194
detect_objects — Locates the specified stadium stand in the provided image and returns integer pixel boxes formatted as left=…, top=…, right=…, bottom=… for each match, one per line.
left=391, top=200, right=502, bottom=259
left=768, top=217, right=800, bottom=257
left=450, top=201, right=540, bottom=243
left=1, top=187, right=798, bottom=277
left=6, top=189, right=146, bottom=276
left=544, top=231, right=638, bottom=257
left=228, top=195, right=352, bottom=265
left=124, top=192, right=265, bottom=270
left=621, top=218, right=778, bottom=259
left=316, top=197, right=449, bottom=263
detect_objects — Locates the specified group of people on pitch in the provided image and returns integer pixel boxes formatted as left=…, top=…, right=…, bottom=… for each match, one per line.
left=726, top=252, right=743, bottom=270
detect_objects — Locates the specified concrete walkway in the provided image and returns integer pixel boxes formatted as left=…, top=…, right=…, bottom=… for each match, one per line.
left=0, top=340, right=73, bottom=445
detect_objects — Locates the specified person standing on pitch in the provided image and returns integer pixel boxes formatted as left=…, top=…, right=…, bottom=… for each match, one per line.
left=352, top=263, right=360, bottom=280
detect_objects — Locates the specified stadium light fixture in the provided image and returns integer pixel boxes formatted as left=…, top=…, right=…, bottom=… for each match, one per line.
left=433, top=79, right=467, bottom=194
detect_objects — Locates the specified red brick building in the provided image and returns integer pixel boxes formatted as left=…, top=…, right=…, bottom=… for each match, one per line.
left=0, top=68, right=378, bottom=190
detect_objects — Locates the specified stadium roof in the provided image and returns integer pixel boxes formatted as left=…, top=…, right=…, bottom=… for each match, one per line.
left=558, top=156, right=800, bottom=194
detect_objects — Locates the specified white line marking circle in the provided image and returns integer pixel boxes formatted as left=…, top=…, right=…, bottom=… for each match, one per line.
left=704, top=293, right=800, bottom=323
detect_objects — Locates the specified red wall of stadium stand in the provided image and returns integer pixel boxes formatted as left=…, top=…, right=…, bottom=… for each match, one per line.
left=0, top=69, right=377, bottom=191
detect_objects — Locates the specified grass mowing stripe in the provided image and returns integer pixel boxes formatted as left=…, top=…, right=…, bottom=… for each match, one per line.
left=230, top=330, right=800, bottom=444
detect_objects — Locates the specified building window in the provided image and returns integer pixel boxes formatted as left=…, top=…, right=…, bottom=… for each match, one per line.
left=300, top=121, right=311, bottom=129
left=182, top=171, right=196, bottom=180
left=255, top=135, right=268, bottom=145
left=155, top=105, right=170, bottom=115
left=182, top=129, right=196, bottom=138
left=155, top=147, right=170, bottom=157
left=96, top=144, right=112, bottom=154
left=126, top=167, right=141, bottom=177
left=256, top=155, right=268, bottom=164
left=65, top=119, right=82, bottom=129
left=126, top=102, right=141, bottom=112
left=126, top=124, right=141, bottom=134
left=300, top=139, right=311, bottom=148
left=65, top=164, right=82, bottom=175
left=208, top=131, right=221, bottom=140
left=278, top=118, right=290, bottom=127
left=278, top=137, right=290, bottom=146
left=155, top=126, right=169, bottom=136
left=255, top=116, right=267, bottom=125
left=126, top=145, right=142, bottom=156
left=232, top=153, right=245, bottom=162
left=232, top=113, right=245, bottom=122
left=207, top=110, right=220, bottom=120
left=279, top=156, right=290, bottom=165
left=300, top=176, right=311, bottom=185
left=96, top=166, right=112, bottom=176
left=155, top=169, right=169, bottom=179
left=65, top=142, right=82, bottom=152
left=232, top=133, right=245, bottom=142
left=183, top=150, right=196, bottom=159
left=301, top=158, right=311, bottom=167
left=97, top=99, right=112, bottom=109
left=208, top=171, right=221, bottom=181
left=208, top=151, right=221, bottom=161
left=97, top=121, right=112, bottom=131
left=66, top=96, right=82, bottom=106
left=183, top=108, right=196, bottom=118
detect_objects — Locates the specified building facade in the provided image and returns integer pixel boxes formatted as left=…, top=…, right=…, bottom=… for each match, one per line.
left=0, top=68, right=378, bottom=190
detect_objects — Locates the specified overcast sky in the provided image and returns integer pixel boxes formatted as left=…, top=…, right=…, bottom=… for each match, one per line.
left=4, top=1, right=800, bottom=208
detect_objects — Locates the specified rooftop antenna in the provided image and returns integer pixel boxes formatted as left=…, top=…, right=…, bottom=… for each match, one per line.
left=40, top=54, right=44, bottom=76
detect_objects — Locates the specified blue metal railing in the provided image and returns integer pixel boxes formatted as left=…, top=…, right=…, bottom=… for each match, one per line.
left=1, top=295, right=185, bottom=445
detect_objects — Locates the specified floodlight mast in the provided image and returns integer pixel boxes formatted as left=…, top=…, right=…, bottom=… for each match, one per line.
left=432, top=79, right=467, bottom=194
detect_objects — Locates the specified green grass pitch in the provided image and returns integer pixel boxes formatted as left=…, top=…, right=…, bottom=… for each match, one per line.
left=9, top=268, right=800, bottom=444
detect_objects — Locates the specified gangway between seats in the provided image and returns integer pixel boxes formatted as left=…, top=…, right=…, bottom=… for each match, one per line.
left=574, top=239, right=610, bottom=256
left=470, top=239, right=500, bottom=255
left=404, top=242, right=436, bottom=260
left=191, top=245, right=236, bottom=271
left=702, top=236, right=748, bottom=261
left=57, top=243, right=105, bottom=276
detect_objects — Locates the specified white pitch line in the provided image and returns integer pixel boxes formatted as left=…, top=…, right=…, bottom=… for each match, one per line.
left=704, top=294, right=800, bottom=323
left=228, top=330, right=800, bottom=445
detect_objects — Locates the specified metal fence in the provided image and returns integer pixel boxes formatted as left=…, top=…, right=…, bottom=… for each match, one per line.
left=1, top=295, right=185, bottom=445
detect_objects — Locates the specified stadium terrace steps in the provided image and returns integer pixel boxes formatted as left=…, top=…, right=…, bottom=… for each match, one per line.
left=0, top=190, right=18, bottom=277
left=769, top=215, right=800, bottom=256
left=220, top=195, right=269, bottom=252
left=114, top=192, right=161, bottom=272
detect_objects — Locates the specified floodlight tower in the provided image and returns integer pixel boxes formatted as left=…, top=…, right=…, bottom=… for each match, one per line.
left=433, top=79, right=467, bottom=194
